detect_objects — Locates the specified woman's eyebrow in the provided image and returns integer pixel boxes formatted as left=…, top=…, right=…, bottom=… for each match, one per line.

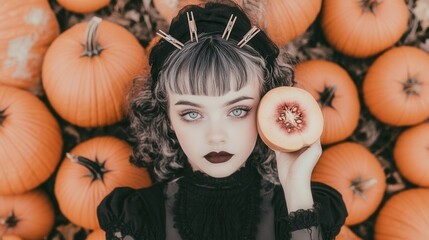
left=174, top=96, right=254, bottom=108
left=174, top=100, right=201, bottom=107
left=223, top=96, right=254, bottom=107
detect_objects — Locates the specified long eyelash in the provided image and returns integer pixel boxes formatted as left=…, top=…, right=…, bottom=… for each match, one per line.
left=179, top=110, right=201, bottom=122
left=179, top=111, right=191, bottom=117
left=231, top=105, right=252, bottom=118
left=179, top=109, right=198, bottom=116
left=232, top=106, right=252, bottom=111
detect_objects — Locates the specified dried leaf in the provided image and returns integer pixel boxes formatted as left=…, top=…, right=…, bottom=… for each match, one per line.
left=54, top=223, right=83, bottom=240
left=114, top=0, right=130, bottom=12
left=64, top=125, right=81, bottom=143
left=386, top=172, right=406, bottom=194
left=419, top=38, right=429, bottom=52
left=414, top=0, right=429, bottom=32
left=125, top=9, right=141, bottom=22
left=351, top=115, right=380, bottom=148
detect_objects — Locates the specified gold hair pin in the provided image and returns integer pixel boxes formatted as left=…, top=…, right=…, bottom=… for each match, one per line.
left=187, top=11, right=198, bottom=42
left=222, top=14, right=237, bottom=40
left=237, top=26, right=260, bottom=48
left=156, top=29, right=185, bottom=49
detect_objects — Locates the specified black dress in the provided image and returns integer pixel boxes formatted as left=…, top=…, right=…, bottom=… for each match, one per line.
left=97, top=164, right=347, bottom=240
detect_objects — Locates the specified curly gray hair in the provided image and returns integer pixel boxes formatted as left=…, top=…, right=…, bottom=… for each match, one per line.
left=128, top=34, right=295, bottom=184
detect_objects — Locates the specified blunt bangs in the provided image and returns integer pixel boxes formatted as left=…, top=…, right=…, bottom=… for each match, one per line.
left=159, top=34, right=265, bottom=96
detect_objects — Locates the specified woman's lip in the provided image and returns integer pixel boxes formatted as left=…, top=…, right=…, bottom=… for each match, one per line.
left=204, top=151, right=233, bottom=164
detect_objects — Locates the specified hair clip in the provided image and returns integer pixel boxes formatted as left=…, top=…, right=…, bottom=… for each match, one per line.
left=222, top=14, right=237, bottom=40
left=187, top=11, right=198, bottom=42
left=156, top=29, right=185, bottom=49
left=237, top=26, right=261, bottom=48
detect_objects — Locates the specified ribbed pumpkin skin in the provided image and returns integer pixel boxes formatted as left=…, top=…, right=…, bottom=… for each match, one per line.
left=0, top=85, right=63, bottom=195
left=42, top=19, right=147, bottom=127
left=86, top=229, right=106, bottom=240
left=393, top=123, right=429, bottom=186
left=0, top=0, right=59, bottom=93
left=375, top=188, right=429, bottom=239
left=0, top=189, right=55, bottom=239
left=295, top=60, right=360, bottom=145
left=363, top=46, right=429, bottom=126
left=54, top=136, right=152, bottom=230
left=56, top=0, right=110, bottom=13
left=1, top=236, right=22, bottom=240
left=322, top=0, right=409, bottom=58
left=239, top=0, right=322, bottom=46
left=311, top=142, right=386, bottom=225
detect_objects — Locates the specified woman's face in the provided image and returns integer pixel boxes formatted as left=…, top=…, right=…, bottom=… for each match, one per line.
left=168, top=81, right=261, bottom=178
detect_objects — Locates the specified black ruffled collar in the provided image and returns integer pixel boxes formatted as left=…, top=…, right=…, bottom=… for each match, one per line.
left=174, top=163, right=262, bottom=240
left=181, top=162, right=259, bottom=189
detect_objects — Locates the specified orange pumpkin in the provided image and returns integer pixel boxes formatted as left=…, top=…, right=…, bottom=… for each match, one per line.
left=363, top=46, right=429, bottom=126
left=312, top=142, right=386, bottom=225
left=321, top=0, right=409, bottom=58
left=239, top=0, right=322, bottom=46
left=393, top=123, right=429, bottom=187
left=1, top=236, right=22, bottom=240
left=42, top=17, right=147, bottom=127
left=0, top=85, right=62, bottom=195
left=54, top=136, right=152, bottom=230
left=56, top=0, right=110, bottom=13
left=0, top=189, right=55, bottom=239
left=86, top=229, right=106, bottom=240
left=153, top=0, right=203, bottom=23
left=0, top=0, right=59, bottom=94
left=295, top=60, right=360, bottom=145
left=336, top=226, right=362, bottom=240
left=375, top=188, right=429, bottom=239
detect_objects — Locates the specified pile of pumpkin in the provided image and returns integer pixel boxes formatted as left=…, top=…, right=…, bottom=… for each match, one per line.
left=1, top=0, right=428, bottom=239
left=0, top=0, right=152, bottom=239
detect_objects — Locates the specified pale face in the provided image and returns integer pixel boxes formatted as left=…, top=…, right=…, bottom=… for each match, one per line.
left=167, top=82, right=261, bottom=178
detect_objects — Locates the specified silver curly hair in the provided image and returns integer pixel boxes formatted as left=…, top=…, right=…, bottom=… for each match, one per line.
left=128, top=34, right=295, bottom=184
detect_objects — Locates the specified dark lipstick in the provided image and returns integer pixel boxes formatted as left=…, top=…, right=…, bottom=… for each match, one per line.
left=204, top=151, right=233, bottom=164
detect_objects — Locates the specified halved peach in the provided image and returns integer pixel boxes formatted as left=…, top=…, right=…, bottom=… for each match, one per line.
left=257, top=86, right=324, bottom=152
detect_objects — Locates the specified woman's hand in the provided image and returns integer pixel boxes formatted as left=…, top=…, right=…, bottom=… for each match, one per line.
left=275, top=139, right=322, bottom=212
left=275, top=139, right=322, bottom=185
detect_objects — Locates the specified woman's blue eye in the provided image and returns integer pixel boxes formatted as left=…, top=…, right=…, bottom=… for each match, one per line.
left=182, top=111, right=201, bottom=121
left=188, top=112, right=199, bottom=118
left=230, top=108, right=250, bottom=117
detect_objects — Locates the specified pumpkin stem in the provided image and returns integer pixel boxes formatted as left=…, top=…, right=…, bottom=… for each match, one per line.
left=402, top=77, right=421, bottom=96
left=361, top=0, right=382, bottom=13
left=0, top=211, right=19, bottom=228
left=0, top=109, right=6, bottom=126
left=350, top=177, right=378, bottom=200
left=67, top=152, right=110, bottom=182
left=318, top=85, right=337, bottom=108
left=81, top=17, right=103, bottom=57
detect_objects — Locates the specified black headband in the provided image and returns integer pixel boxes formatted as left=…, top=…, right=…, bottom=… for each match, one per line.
left=149, top=1, right=279, bottom=93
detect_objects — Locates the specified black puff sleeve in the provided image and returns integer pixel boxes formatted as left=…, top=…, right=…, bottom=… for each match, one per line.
left=97, top=184, right=166, bottom=240
left=273, top=181, right=348, bottom=240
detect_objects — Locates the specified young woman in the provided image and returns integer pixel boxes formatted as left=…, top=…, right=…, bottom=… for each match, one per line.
left=97, top=1, right=347, bottom=239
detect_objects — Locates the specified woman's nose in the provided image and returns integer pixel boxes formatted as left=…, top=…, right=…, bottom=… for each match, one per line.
left=206, top=120, right=227, bottom=145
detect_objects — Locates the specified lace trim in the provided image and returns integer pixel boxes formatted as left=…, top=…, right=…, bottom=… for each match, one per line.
left=182, top=162, right=256, bottom=189
left=280, top=202, right=321, bottom=232
left=173, top=165, right=262, bottom=240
